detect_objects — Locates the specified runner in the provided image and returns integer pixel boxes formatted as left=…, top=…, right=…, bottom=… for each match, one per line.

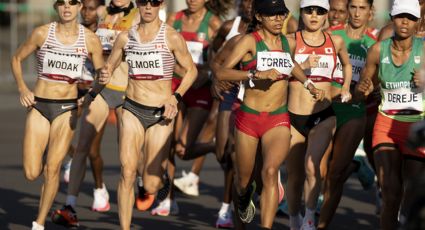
left=51, top=0, right=139, bottom=226
left=10, top=0, right=106, bottom=229
left=216, top=0, right=324, bottom=228
left=356, top=0, right=425, bottom=229
left=104, top=0, right=196, bottom=229
left=318, top=0, right=378, bottom=228
left=328, top=0, right=348, bottom=27
left=284, top=0, right=352, bottom=229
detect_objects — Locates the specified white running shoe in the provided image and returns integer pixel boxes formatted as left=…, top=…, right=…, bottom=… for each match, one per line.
left=32, top=221, right=44, bottom=230
left=151, top=199, right=179, bottom=216
left=63, top=159, right=72, bottom=183
left=300, top=220, right=316, bottom=230
left=173, top=171, right=199, bottom=197
left=216, top=210, right=234, bottom=229
left=92, top=184, right=110, bottom=212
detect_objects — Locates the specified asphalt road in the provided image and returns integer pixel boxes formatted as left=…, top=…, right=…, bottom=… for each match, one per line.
left=0, top=87, right=379, bottom=230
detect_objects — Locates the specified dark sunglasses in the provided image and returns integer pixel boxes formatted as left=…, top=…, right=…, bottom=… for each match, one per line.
left=56, top=0, right=80, bottom=6
left=137, top=0, right=163, bottom=7
left=303, top=6, right=328, bottom=16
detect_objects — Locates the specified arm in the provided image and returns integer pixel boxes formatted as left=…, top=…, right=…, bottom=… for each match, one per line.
left=355, top=42, right=380, bottom=100
left=211, top=20, right=232, bottom=53
left=11, top=25, right=47, bottom=108
left=105, top=31, right=128, bottom=73
left=378, top=23, right=394, bottom=41
left=333, top=35, right=353, bottom=102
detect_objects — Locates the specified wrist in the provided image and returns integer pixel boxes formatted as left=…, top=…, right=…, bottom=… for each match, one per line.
left=88, top=90, right=98, bottom=99
left=303, top=79, right=314, bottom=89
left=247, top=69, right=256, bottom=80
left=173, top=92, right=183, bottom=103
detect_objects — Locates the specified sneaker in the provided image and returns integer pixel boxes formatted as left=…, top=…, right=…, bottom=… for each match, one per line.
left=289, top=214, right=303, bottom=230
left=353, top=156, right=375, bottom=190
left=300, top=220, right=316, bottom=230
left=277, top=199, right=289, bottom=216
left=51, top=205, right=79, bottom=228
left=136, top=185, right=155, bottom=211
left=63, top=159, right=72, bottom=183
left=238, top=181, right=256, bottom=223
left=278, top=170, right=285, bottom=203
left=216, top=210, right=234, bottom=228
left=315, top=194, right=324, bottom=215
left=31, top=221, right=44, bottom=230
left=174, top=170, right=199, bottom=196
left=151, top=199, right=179, bottom=216
left=92, top=184, right=110, bottom=212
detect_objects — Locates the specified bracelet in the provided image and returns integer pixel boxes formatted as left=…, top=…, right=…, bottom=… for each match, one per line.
left=247, top=70, right=256, bottom=87
left=88, top=90, right=98, bottom=99
left=303, top=79, right=314, bottom=89
left=173, top=92, right=183, bottom=103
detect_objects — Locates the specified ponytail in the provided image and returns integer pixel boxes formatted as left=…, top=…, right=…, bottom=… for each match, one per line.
left=205, top=0, right=234, bottom=18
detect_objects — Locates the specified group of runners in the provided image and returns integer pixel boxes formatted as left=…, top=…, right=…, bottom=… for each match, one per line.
left=10, top=0, right=425, bottom=229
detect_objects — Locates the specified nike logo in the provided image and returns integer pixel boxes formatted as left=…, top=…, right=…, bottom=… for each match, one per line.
left=61, top=105, right=75, bottom=110
left=154, top=114, right=162, bottom=118
left=314, top=118, right=321, bottom=125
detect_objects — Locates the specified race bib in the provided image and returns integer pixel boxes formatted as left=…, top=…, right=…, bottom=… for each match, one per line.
left=333, top=57, right=343, bottom=83
left=257, top=51, right=294, bottom=76
left=126, top=51, right=164, bottom=78
left=382, top=87, right=424, bottom=114
left=42, top=51, right=83, bottom=79
left=186, top=41, right=204, bottom=65
left=96, top=28, right=118, bottom=51
left=295, top=54, right=335, bottom=79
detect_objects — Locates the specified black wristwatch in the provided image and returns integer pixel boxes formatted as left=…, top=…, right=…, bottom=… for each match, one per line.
left=88, top=90, right=98, bottom=99
left=173, top=92, right=183, bottom=103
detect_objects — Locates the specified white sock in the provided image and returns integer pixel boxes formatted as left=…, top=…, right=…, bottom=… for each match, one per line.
left=219, top=202, right=230, bottom=214
left=161, top=198, right=171, bottom=207
left=289, top=213, right=302, bottom=228
left=304, top=208, right=315, bottom=225
left=66, top=195, right=77, bottom=208
left=187, top=172, right=199, bottom=181
left=137, top=176, right=143, bottom=187
left=32, top=221, right=44, bottom=230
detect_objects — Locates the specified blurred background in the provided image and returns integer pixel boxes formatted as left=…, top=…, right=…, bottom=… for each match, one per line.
left=0, top=0, right=391, bottom=85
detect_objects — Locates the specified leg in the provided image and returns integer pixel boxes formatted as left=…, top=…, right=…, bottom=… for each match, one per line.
left=375, top=147, right=403, bottom=230
left=260, top=126, right=291, bottom=228
left=118, top=110, right=145, bottom=230
left=37, top=110, right=77, bottom=225
left=318, top=117, right=366, bottom=229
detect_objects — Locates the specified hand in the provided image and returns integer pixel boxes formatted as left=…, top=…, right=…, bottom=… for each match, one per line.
left=340, top=87, right=352, bottom=103
left=301, top=54, right=321, bottom=70
left=80, top=93, right=95, bottom=108
left=256, top=68, right=282, bottom=81
left=356, top=78, right=374, bottom=97
left=162, top=95, right=179, bottom=120
left=98, top=64, right=111, bottom=85
left=308, top=84, right=325, bottom=101
left=211, top=79, right=235, bottom=100
left=19, top=87, right=35, bottom=108
left=413, top=69, right=425, bottom=89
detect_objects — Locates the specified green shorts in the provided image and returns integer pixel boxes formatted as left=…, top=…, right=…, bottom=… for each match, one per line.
left=332, top=102, right=366, bottom=129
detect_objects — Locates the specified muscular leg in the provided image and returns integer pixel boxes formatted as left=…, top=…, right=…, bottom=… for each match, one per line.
left=89, top=124, right=105, bottom=189
left=233, top=130, right=258, bottom=194
left=260, top=126, right=291, bottom=228
left=364, top=112, right=377, bottom=171
left=37, top=110, right=77, bottom=225
left=319, top=117, right=365, bottom=228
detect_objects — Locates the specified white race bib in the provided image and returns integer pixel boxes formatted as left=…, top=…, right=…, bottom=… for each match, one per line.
left=333, top=57, right=343, bottom=82
left=42, top=51, right=83, bottom=79
left=382, top=87, right=424, bottom=113
left=186, top=41, right=204, bottom=65
left=350, top=58, right=365, bottom=82
left=295, top=54, right=335, bottom=79
left=256, top=51, right=294, bottom=76
left=96, top=28, right=118, bottom=51
left=126, top=51, right=164, bottom=76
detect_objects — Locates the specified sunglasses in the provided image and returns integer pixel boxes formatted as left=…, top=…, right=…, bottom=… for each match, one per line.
left=137, top=0, right=163, bottom=7
left=303, top=6, right=328, bottom=16
left=56, top=0, right=80, bottom=6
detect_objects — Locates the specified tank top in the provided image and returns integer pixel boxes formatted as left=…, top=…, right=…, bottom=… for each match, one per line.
left=37, top=22, right=88, bottom=84
left=240, top=31, right=294, bottom=82
left=294, top=31, right=337, bottom=83
left=96, top=8, right=138, bottom=54
left=125, top=23, right=175, bottom=81
left=378, top=37, right=424, bottom=122
left=330, top=25, right=377, bottom=86
left=173, top=10, right=213, bottom=65
left=225, top=16, right=241, bottom=41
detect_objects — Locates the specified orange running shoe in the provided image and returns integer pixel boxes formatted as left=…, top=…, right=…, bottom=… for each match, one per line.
left=51, top=205, right=79, bottom=228
left=136, top=186, right=155, bottom=211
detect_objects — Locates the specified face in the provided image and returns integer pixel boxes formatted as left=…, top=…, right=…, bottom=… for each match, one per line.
left=257, top=13, right=287, bottom=35
left=301, top=6, right=328, bottom=31
left=348, top=0, right=371, bottom=29
left=393, top=13, right=419, bottom=38
left=55, top=0, right=82, bottom=22
left=112, top=0, right=131, bottom=8
left=186, top=0, right=206, bottom=13
left=81, top=0, right=98, bottom=25
left=329, top=0, right=348, bottom=27
left=137, top=0, right=162, bottom=22
left=239, top=0, right=253, bottom=20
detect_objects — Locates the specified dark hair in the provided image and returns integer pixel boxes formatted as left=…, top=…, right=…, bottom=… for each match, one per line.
left=205, top=0, right=234, bottom=18
left=348, top=0, right=374, bottom=6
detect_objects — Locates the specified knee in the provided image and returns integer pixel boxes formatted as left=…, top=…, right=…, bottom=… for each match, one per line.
left=327, top=168, right=346, bottom=184
left=24, top=167, right=41, bottom=181
left=88, top=151, right=101, bottom=161
left=143, top=176, right=162, bottom=194
left=121, top=166, right=137, bottom=185
left=261, top=166, right=278, bottom=186
left=305, top=160, right=318, bottom=178
left=381, top=184, right=402, bottom=204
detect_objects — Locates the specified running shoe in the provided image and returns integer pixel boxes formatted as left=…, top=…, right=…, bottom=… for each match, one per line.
left=315, top=194, right=324, bottom=215
left=216, top=210, right=234, bottom=229
left=151, top=199, right=179, bottom=216
left=63, top=159, right=72, bottom=183
left=136, top=185, right=155, bottom=211
left=353, top=156, right=375, bottom=190
left=300, top=220, right=316, bottom=230
left=278, top=170, right=285, bottom=203
left=238, top=181, right=256, bottom=223
left=31, top=221, right=44, bottom=230
left=92, top=184, right=110, bottom=212
left=51, top=205, right=79, bottom=228
left=173, top=170, right=199, bottom=197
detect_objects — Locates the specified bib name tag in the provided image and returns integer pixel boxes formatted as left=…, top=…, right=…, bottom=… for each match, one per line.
left=186, top=41, right=204, bottom=65
left=96, top=28, right=118, bottom=51
left=257, top=51, right=294, bottom=76
left=295, top=54, right=334, bottom=78
left=42, top=51, right=83, bottom=79
left=351, top=58, right=365, bottom=82
left=333, top=57, right=343, bottom=82
left=382, top=87, right=424, bottom=113
left=126, top=52, right=164, bottom=76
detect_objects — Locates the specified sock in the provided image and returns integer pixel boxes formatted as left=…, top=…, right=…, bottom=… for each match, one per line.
left=66, top=195, right=77, bottom=208
left=137, top=176, right=144, bottom=187
left=187, top=172, right=199, bottom=181
left=289, top=213, right=302, bottom=228
left=32, top=221, right=44, bottom=230
left=161, top=198, right=171, bottom=207
left=219, top=202, right=230, bottom=214
left=304, top=208, right=316, bottom=226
